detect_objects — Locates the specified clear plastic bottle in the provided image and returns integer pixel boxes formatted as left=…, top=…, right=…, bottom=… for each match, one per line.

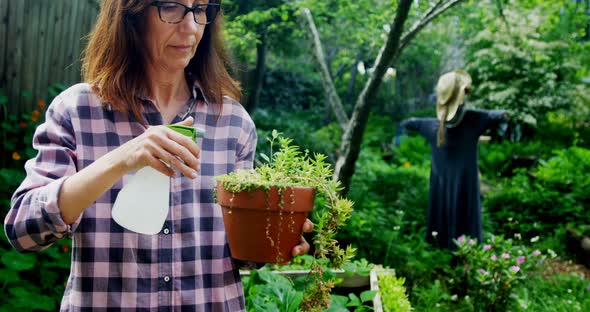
left=112, top=126, right=205, bottom=234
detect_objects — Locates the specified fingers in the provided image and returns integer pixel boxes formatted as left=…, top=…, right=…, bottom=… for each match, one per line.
left=174, top=116, right=194, bottom=126
left=153, top=129, right=200, bottom=177
left=302, top=219, right=314, bottom=233
left=128, top=118, right=201, bottom=177
left=292, top=235, right=310, bottom=257
left=292, top=220, right=314, bottom=257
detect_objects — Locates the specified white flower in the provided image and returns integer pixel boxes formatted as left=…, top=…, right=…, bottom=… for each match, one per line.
left=508, top=217, right=513, bottom=222
left=393, top=226, right=401, bottom=231
left=530, top=236, right=540, bottom=243
left=432, top=231, right=438, bottom=238
left=567, top=289, right=572, bottom=293
left=515, top=233, right=522, bottom=240
left=451, top=294, right=458, bottom=301
left=548, top=249, right=557, bottom=258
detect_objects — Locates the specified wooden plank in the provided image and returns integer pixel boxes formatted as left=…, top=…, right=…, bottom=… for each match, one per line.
left=36, top=1, right=55, bottom=107
left=0, top=0, right=9, bottom=91
left=65, top=0, right=80, bottom=85
left=71, top=0, right=88, bottom=84
left=57, top=0, right=70, bottom=86
left=43, top=0, right=61, bottom=101
left=49, top=0, right=66, bottom=90
left=29, top=0, right=42, bottom=106
left=20, top=0, right=38, bottom=107
left=5, top=0, right=25, bottom=114
left=34, top=0, right=51, bottom=109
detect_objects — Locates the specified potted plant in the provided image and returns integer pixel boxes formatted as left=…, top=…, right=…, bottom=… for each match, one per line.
left=214, top=130, right=355, bottom=310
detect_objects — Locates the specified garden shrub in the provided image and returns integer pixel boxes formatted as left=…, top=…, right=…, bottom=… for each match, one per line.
left=509, top=273, right=590, bottom=311
left=452, top=235, right=546, bottom=311
left=344, top=150, right=429, bottom=265
left=485, top=146, right=590, bottom=239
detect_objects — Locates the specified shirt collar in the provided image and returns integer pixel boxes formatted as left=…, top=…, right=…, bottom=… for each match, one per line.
left=102, top=72, right=209, bottom=112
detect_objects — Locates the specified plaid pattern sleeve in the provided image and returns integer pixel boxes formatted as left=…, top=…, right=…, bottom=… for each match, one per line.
left=3, top=83, right=257, bottom=311
left=6, top=94, right=82, bottom=252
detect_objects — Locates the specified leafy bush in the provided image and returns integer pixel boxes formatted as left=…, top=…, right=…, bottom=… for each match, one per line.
left=485, top=146, right=590, bottom=238
left=344, top=151, right=429, bottom=265
left=509, top=273, right=590, bottom=311
left=243, top=270, right=304, bottom=312
left=465, top=2, right=583, bottom=132
left=452, top=235, right=546, bottom=311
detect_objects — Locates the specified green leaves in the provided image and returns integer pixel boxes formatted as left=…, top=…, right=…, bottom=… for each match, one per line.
left=1, top=250, right=36, bottom=271
left=465, top=0, right=585, bottom=130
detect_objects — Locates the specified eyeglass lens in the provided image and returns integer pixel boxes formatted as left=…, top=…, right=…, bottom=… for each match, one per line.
left=157, top=2, right=219, bottom=25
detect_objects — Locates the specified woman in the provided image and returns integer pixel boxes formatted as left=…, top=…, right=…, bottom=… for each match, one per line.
left=395, top=70, right=507, bottom=250
left=4, top=1, right=312, bottom=310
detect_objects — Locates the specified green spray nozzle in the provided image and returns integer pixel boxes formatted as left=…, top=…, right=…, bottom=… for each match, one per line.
left=166, top=125, right=205, bottom=142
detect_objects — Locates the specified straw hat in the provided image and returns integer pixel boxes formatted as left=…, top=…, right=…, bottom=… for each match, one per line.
left=435, top=70, right=472, bottom=122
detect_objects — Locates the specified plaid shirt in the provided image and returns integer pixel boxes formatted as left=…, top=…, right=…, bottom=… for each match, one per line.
left=4, top=82, right=257, bottom=311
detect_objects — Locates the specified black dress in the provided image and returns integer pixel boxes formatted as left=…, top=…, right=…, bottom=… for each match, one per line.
left=401, top=109, right=506, bottom=249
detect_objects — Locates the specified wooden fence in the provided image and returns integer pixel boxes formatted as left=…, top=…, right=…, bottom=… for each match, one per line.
left=0, top=0, right=99, bottom=115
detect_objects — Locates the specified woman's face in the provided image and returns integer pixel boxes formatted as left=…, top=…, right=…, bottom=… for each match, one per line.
left=143, top=1, right=208, bottom=73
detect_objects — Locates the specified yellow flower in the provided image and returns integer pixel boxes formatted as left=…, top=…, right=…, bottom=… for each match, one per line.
left=12, top=152, right=21, bottom=160
left=404, top=161, right=411, bottom=168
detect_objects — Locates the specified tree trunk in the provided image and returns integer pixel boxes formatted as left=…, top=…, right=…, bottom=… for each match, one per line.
left=334, top=0, right=413, bottom=194
left=245, top=32, right=267, bottom=113
left=300, top=8, right=349, bottom=130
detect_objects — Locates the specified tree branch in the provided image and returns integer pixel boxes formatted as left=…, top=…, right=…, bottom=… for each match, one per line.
left=300, top=8, right=349, bottom=130
left=398, top=0, right=466, bottom=54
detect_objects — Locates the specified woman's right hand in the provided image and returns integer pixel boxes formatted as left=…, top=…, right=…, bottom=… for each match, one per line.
left=116, top=117, right=201, bottom=179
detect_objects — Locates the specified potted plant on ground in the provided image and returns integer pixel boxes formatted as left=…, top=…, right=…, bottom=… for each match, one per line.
left=214, top=130, right=355, bottom=310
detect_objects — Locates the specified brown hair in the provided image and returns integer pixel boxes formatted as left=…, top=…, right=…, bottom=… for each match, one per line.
left=82, top=0, right=241, bottom=124
left=437, top=106, right=448, bottom=147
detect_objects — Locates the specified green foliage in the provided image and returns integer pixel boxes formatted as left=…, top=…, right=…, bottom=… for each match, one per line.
left=485, top=146, right=590, bottom=238
left=377, top=269, right=413, bottom=312
left=509, top=273, right=590, bottom=311
left=410, top=279, right=452, bottom=311
left=259, top=69, right=325, bottom=111
left=344, top=150, right=429, bottom=264
left=465, top=0, right=585, bottom=131
left=390, top=135, right=431, bottom=169
left=452, top=235, right=546, bottom=311
left=252, top=106, right=339, bottom=164
left=225, top=1, right=300, bottom=62
left=243, top=270, right=304, bottom=312
left=478, top=140, right=554, bottom=179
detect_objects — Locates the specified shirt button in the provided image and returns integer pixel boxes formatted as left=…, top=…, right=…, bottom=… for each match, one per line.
left=164, top=276, right=170, bottom=282
left=163, top=228, right=170, bottom=235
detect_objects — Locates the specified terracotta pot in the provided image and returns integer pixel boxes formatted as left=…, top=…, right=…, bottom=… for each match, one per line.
left=216, top=184, right=315, bottom=263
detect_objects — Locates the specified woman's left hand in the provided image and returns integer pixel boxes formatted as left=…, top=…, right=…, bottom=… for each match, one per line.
left=292, top=219, right=314, bottom=257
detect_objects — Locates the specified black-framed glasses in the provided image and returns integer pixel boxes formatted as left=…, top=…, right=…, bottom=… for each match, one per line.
left=150, top=1, right=220, bottom=25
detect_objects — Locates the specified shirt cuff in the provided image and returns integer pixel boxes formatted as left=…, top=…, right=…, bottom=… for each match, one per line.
left=40, top=176, right=83, bottom=237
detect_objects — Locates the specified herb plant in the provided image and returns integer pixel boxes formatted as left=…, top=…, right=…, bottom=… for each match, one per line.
left=214, top=130, right=355, bottom=311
